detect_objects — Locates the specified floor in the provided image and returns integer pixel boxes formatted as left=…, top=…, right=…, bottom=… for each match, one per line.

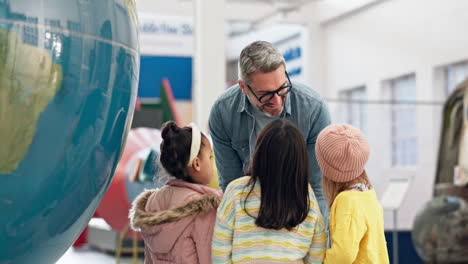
left=56, top=246, right=144, bottom=264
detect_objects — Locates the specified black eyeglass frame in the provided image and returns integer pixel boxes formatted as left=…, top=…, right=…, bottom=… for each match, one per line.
left=245, top=71, right=293, bottom=104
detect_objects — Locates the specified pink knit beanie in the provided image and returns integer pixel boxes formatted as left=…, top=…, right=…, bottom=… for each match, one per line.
left=315, top=124, right=369, bottom=183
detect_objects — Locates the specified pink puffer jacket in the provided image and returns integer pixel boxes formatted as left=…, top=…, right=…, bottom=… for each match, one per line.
left=130, top=180, right=222, bottom=264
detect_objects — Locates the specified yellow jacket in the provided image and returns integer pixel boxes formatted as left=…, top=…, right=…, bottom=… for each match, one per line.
left=324, top=189, right=389, bottom=264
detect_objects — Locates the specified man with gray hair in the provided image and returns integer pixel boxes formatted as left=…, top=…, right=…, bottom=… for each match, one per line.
left=209, top=40, right=331, bottom=218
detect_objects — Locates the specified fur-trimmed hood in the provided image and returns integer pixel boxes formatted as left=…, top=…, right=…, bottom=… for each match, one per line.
left=130, top=189, right=221, bottom=230
left=129, top=179, right=222, bottom=256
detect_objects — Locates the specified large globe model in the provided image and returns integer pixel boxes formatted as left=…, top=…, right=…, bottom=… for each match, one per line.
left=0, top=1, right=139, bottom=263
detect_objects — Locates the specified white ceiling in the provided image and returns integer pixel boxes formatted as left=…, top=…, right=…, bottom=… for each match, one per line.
left=135, top=0, right=385, bottom=31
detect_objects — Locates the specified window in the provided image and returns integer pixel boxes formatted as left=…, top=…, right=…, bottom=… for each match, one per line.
left=22, top=17, right=38, bottom=46
left=445, top=61, right=468, bottom=97
left=67, top=21, right=81, bottom=32
left=339, top=86, right=367, bottom=133
left=390, top=75, right=417, bottom=167
left=45, top=19, right=61, bottom=28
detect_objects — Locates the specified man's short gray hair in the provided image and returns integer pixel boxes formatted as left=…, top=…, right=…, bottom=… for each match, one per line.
left=238, top=41, right=285, bottom=85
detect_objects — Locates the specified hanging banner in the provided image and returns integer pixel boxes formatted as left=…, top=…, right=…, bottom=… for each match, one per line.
left=138, top=12, right=194, bottom=57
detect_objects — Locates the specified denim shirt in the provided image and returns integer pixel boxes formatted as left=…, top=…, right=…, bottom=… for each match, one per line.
left=208, top=81, right=331, bottom=218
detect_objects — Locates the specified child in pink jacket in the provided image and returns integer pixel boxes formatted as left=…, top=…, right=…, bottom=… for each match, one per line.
left=130, top=121, right=222, bottom=264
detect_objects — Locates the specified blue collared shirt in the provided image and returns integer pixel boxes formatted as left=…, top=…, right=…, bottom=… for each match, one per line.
left=208, top=81, right=331, bottom=218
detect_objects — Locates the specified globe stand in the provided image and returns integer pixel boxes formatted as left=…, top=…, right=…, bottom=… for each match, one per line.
left=116, top=222, right=143, bottom=264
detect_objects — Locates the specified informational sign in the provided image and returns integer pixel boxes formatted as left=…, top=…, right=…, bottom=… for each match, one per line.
left=137, top=13, right=193, bottom=100
left=274, top=32, right=305, bottom=83
left=138, top=12, right=194, bottom=57
left=381, top=176, right=412, bottom=210
left=227, top=24, right=308, bottom=84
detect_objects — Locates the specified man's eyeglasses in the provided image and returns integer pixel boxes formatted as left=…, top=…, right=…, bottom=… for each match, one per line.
left=246, top=71, right=292, bottom=104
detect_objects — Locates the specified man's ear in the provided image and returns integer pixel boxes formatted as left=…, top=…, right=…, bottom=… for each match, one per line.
left=239, top=80, right=247, bottom=95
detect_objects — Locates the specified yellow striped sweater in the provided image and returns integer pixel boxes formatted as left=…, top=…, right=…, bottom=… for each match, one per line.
left=212, top=176, right=326, bottom=264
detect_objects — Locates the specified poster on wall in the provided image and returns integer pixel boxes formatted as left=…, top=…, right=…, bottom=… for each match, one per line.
left=273, top=31, right=306, bottom=83
left=227, top=24, right=308, bottom=84
left=137, top=13, right=194, bottom=101
left=138, top=12, right=193, bottom=57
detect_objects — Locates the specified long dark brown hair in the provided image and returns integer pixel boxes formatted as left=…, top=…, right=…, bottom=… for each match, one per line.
left=244, top=119, right=310, bottom=230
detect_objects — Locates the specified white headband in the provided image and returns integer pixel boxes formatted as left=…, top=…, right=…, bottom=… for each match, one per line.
left=187, top=123, right=202, bottom=167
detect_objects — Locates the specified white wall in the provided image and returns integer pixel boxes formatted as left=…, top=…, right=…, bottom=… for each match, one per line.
left=135, top=0, right=280, bottom=22
left=227, top=24, right=310, bottom=84
left=193, top=0, right=226, bottom=132
left=135, top=0, right=193, bottom=17
left=320, top=0, right=468, bottom=229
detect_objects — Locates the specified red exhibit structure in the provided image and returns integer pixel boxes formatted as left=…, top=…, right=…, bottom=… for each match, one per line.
left=96, top=127, right=162, bottom=237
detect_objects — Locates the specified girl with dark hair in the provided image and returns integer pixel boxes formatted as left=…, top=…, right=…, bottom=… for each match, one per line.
left=130, top=121, right=222, bottom=264
left=212, top=119, right=326, bottom=263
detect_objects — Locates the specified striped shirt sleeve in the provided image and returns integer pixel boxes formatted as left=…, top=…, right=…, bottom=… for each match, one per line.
left=212, top=182, right=236, bottom=263
left=304, top=211, right=326, bottom=264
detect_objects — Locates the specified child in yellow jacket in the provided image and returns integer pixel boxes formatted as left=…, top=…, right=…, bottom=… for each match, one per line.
left=315, top=124, right=390, bottom=264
